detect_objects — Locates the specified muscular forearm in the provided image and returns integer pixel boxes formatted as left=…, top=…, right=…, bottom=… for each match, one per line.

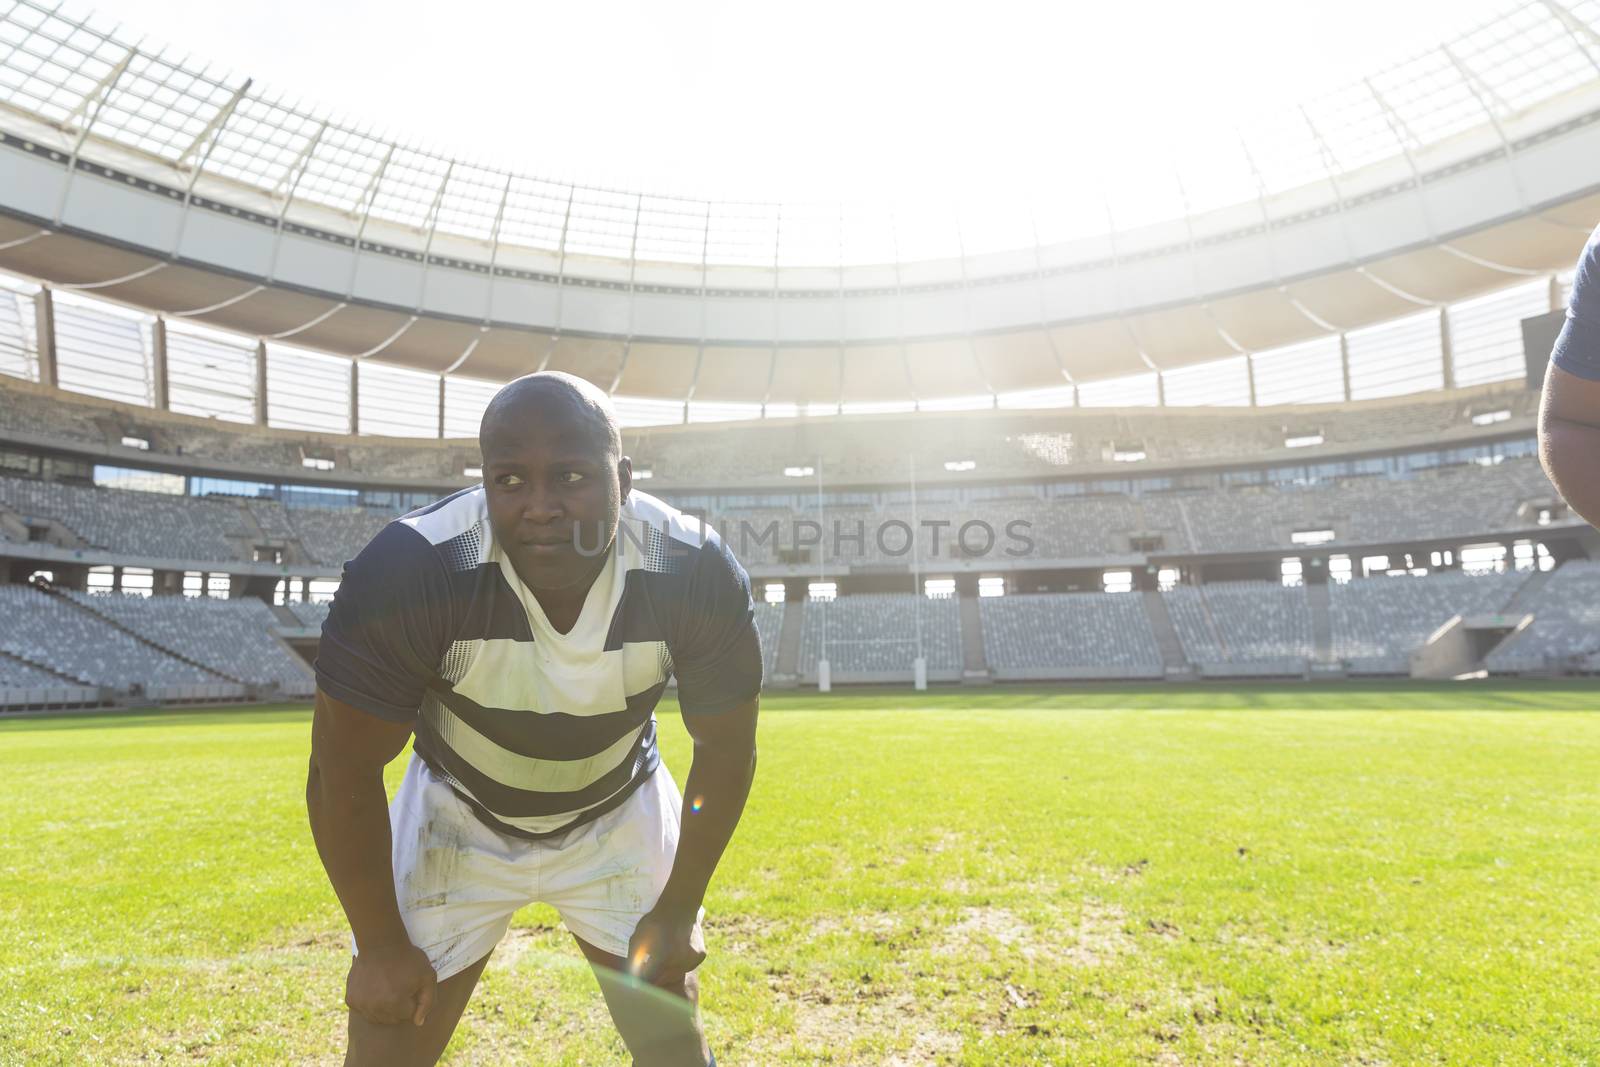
left=656, top=741, right=757, bottom=914
left=306, top=763, right=410, bottom=952
left=1540, top=417, right=1600, bottom=528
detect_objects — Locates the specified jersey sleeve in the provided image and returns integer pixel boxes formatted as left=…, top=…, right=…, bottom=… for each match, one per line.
left=314, top=522, right=455, bottom=723
left=670, top=534, right=763, bottom=715
left=1552, top=224, right=1600, bottom=382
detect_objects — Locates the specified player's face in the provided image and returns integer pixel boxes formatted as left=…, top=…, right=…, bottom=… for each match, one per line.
left=481, top=408, right=631, bottom=591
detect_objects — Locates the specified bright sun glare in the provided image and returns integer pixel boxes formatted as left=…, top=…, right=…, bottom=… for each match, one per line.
left=72, top=0, right=1512, bottom=213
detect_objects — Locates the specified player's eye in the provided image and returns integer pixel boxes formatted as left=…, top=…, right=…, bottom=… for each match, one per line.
left=494, top=473, right=525, bottom=488
left=559, top=471, right=586, bottom=484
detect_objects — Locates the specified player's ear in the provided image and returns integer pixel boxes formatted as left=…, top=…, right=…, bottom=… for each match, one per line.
left=617, top=455, right=632, bottom=502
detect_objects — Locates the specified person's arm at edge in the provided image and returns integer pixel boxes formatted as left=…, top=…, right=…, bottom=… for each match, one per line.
left=306, top=686, right=436, bottom=1025
left=1538, top=362, right=1600, bottom=529
left=630, top=693, right=759, bottom=979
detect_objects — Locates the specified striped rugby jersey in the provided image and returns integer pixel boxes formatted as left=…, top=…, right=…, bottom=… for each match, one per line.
left=315, top=486, right=762, bottom=840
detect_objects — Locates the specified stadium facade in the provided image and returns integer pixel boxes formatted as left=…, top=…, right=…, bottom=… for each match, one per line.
left=0, top=0, right=1597, bottom=708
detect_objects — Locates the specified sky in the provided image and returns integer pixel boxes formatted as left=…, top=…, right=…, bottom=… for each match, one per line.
left=66, top=0, right=1514, bottom=205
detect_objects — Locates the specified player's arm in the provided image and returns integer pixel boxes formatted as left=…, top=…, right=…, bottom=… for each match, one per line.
left=305, top=522, right=454, bottom=1025
left=306, top=688, right=437, bottom=1025
left=630, top=536, right=763, bottom=982
left=1539, top=363, right=1600, bottom=529
left=632, top=694, right=759, bottom=978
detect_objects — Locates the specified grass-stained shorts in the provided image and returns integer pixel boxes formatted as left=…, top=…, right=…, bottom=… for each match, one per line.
left=360, top=753, right=704, bottom=982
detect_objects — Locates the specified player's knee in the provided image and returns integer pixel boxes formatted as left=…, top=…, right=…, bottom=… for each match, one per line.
left=344, top=1009, right=451, bottom=1067
left=606, top=975, right=706, bottom=1064
left=675, top=968, right=700, bottom=1005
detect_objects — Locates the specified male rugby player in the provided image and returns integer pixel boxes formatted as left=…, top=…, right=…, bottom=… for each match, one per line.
left=306, top=372, right=760, bottom=1066
left=1540, top=223, right=1600, bottom=528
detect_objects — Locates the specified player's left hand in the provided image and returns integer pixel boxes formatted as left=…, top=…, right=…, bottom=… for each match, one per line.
left=626, top=902, right=706, bottom=985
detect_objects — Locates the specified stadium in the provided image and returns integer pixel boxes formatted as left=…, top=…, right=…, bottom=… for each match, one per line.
left=1, top=0, right=1599, bottom=1063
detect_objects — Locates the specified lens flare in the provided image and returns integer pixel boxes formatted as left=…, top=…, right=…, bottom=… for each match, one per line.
left=690, top=796, right=704, bottom=813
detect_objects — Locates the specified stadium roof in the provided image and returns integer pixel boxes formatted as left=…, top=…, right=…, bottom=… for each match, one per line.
left=0, top=0, right=1596, bottom=414
left=4, top=0, right=1597, bottom=266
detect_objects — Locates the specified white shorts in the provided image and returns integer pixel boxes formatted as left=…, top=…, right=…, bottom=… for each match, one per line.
left=372, top=754, right=702, bottom=982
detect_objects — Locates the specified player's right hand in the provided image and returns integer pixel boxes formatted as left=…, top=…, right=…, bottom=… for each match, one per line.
left=345, top=941, right=437, bottom=1026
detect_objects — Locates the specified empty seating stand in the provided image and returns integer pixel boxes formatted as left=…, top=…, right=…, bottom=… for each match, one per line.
left=752, top=601, right=784, bottom=679
left=1486, top=561, right=1600, bottom=673
left=1330, top=570, right=1526, bottom=673
left=0, top=585, right=220, bottom=692
left=979, top=592, right=1163, bottom=680
left=1164, top=582, right=1312, bottom=677
left=64, top=591, right=315, bottom=697
left=797, top=594, right=962, bottom=684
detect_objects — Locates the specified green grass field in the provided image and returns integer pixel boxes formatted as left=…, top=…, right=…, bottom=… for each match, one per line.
left=3, top=682, right=1600, bottom=1065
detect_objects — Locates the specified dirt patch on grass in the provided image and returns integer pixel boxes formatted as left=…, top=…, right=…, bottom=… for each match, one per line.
left=484, top=922, right=569, bottom=973
left=934, top=900, right=1133, bottom=967
left=742, top=977, right=965, bottom=1065
left=1213, top=924, right=1351, bottom=962
left=703, top=910, right=923, bottom=959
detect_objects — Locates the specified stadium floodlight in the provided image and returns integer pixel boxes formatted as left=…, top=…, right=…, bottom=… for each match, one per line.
left=1284, top=433, right=1325, bottom=448
left=943, top=460, right=976, bottom=472
left=633, top=468, right=654, bottom=479
left=783, top=466, right=815, bottom=478
left=1470, top=409, right=1511, bottom=426
left=1102, top=569, right=1134, bottom=593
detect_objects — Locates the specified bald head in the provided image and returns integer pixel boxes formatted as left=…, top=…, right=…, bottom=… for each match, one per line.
left=479, top=371, right=620, bottom=461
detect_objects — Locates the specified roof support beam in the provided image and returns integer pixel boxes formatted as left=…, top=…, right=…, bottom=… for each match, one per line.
left=438, top=171, right=513, bottom=384
left=953, top=213, right=998, bottom=408
left=262, top=120, right=327, bottom=286
left=254, top=339, right=267, bottom=426
left=537, top=186, right=576, bottom=374
left=60, top=44, right=133, bottom=133
left=174, top=76, right=251, bottom=170
left=1174, top=163, right=1254, bottom=367
left=687, top=201, right=713, bottom=423
left=1541, top=0, right=1600, bottom=72
left=1439, top=305, right=1455, bottom=391
left=170, top=77, right=253, bottom=258
left=481, top=173, right=513, bottom=324
left=1339, top=333, right=1352, bottom=403
left=607, top=194, right=644, bottom=395
left=757, top=204, right=781, bottom=419
left=1440, top=44, right=1543, bottom=225
left=54, top=46, right=135, bottom=225
left=1101, top=199, right=1161, bottom=396
left=1238, top=132, right=1336, bottom=355
left=414, top=160, right=455, bottom=310
left=888, top=212, right=918, bottom=412
left=834, top=205, right=846, bottom=416
left=1027, top=212, right=1075, bottom=392
left=151, top=315, right=168, bottom=410
left=34, top=287, right=56, bottom=388
left=342, top=144, right=395, bottom=300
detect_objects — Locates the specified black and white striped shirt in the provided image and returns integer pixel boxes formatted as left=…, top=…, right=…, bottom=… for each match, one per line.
left=316, top=487, right=762, bottom=839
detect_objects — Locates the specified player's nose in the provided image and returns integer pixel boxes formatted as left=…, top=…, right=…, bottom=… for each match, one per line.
left=519, top=483, right=564, bottom=524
